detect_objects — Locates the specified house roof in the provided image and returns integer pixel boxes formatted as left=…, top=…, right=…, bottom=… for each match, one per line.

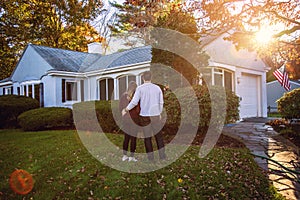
left=84, top=45, right=152, bottom=72
left=30, top=44, right=152, bottom=73
left=0, top=77, right=11, bottom=83
left=30, top=44, right=101, bottom=72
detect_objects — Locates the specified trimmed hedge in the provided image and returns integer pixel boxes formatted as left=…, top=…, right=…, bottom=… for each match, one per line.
left=72, top=85, right=239, bottom=135
left=277, top=88, right=300, bottom=119
left=18, top=107, right=73, bottom=131
left=163, top=85, right=240, bottom=133
left=0, top=95, right=40, bottom=128
left=72, top=100, right=120, bottom=133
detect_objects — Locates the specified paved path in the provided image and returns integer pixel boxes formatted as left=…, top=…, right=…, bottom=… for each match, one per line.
left=222, top=118, right=300, bottom=200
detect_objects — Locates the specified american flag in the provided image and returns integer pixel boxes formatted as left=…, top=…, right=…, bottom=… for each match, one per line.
left=273, top=64, right=291, bottom=91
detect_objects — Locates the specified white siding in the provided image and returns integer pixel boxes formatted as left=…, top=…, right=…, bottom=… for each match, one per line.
left=11, top=46, right=53, bottom=82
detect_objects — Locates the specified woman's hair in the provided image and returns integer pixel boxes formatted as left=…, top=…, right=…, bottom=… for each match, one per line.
left=127, top=81, right=137, bottom=99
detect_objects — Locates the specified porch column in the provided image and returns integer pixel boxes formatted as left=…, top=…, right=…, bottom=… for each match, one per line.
left=114, top=78, right=118, bottom=100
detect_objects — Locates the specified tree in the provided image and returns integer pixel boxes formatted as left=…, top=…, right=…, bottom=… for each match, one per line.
left=0, top=0, right=103, bottom=80
left=112, top=1, right=209, bottom=85
left=188, top=0, right=300, bottom=79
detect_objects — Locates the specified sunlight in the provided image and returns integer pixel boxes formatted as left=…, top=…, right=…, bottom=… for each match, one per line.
left=255, top=26, right=274, bottom=45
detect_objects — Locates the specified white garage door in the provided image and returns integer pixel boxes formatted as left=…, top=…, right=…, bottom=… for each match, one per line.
left=239, top=73, right=259, bottom=118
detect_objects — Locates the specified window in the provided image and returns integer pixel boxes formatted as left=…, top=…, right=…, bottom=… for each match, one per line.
left=28, top=85, right=33, bottom=98
left=24, top=85, right=27, bottom=96
left=34, top=84, right=40, bottom=101
left=200, top=67, right=233, bottom=91
left=201, top=68, right=212, bottom=86
left=224, top=71, right=233, bottom=91
left=2, top=87, right=12, bottom=95
left=66, top=82, right=78, bottom=101
left=99, top=78, right=114, bottom=100
left=214, top=69, right=223, bottom=86
left=118, top=75, right=135, bottom=98
left=62, top=79, right=79, bottom=102
left=17, top=87, right=20, bottom=95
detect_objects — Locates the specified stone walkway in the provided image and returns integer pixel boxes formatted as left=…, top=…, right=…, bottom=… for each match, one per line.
left=222, top=118, right=300, bottom=200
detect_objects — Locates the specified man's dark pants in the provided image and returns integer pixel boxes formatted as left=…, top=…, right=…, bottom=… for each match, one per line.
left=140, top=116, right=166, bottom=161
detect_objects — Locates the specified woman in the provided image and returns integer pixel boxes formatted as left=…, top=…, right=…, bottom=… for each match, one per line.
left=119, top=81, right=140, bottom=162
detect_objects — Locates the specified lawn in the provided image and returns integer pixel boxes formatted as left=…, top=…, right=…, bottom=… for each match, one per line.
left=0, top=129, right=283, bottom=199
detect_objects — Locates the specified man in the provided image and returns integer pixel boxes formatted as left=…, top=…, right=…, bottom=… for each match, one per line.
left=122, top=71, right=166, bottom=161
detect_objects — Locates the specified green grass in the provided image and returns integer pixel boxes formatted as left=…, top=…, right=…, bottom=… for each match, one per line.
left=0, top=129, right=283, bottom=199
left=267, top=112, right=282, bottom=118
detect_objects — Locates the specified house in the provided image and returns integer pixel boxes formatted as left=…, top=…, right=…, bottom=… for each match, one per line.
left=267, top=80, right=300, bottom=112
left=201, top=32, right=270, bottom=118
left=0, top=35, right=270, bottom=119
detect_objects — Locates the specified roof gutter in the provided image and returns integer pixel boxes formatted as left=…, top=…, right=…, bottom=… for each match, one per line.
left=0, top=81, right=13, bottom=87
left=85, top=61, right=151, bottom=77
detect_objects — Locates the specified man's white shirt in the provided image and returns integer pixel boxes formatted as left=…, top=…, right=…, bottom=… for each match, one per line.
left=126, top=82, right=163, bottom=116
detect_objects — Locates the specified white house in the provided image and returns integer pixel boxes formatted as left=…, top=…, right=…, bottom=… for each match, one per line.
left=201, top=33, right=270, bottom=118
left=267, top=80, right=300, bottom=112
left=0, top=35, right=270, bottom=119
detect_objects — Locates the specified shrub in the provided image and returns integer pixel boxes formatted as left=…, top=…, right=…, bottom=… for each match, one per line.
left=0, top=95, right=39, bottom=128
left=163, top=85, right=240, bottom=133
left=277, top=88, right=300, bottom=119
left=18, top=107, right=73, bottom=131
left=72, top=101, right=120, bottom=133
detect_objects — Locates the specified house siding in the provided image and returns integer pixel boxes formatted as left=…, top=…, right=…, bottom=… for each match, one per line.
left=267, top=80, right=300, bottom=111
left=11, top=45, right=53, bottom=83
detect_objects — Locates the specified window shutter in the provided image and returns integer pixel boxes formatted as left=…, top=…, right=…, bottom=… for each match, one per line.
left=80, top=80, right=84, bottom=101
left=62, top=79, right=66, bottom=102
left=40, top=83, right=44, bottom=107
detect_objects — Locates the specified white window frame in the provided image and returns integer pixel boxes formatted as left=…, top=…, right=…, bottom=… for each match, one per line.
left=99, top=78, right=114, bottom=101
left=65, top=80, right=79, bottom=102
left=201, top=67, right=234, bottom=91
left=117, top=74, right=136, bottom=99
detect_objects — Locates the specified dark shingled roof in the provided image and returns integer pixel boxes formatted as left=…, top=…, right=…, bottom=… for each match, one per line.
left=30, top=44, right=151, bottom=73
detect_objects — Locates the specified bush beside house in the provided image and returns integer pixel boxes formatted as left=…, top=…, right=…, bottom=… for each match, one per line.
left=0, top=95, right=39, bottom=128
left=18, top=107, right=73, bottom=131
left=14, top=85, right=239, bottom=133
left=73, top=86, right=239, bottom=135
left=72, top=100, right=120, bottom=133
left=163, top=85, right=240, bottom=134
left=277, top=88, right=300, bottom=119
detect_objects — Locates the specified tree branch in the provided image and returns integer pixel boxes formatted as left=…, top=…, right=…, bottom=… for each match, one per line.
left=274, top=26, right=300, bottom=38
left=265, top=10, right=300, bottom=26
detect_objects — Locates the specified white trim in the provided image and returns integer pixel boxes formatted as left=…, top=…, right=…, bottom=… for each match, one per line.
left=44, top=62, right=150, bottom=78
left=86, top=62, right=150, bottom=77
left=46, top=71, right=85, bottom=78
left=208, top=61, right=237, bottom=72
left=0, top=81, right=13, bottom=87
left=64, top=79, right=80, bottom=103
left=209, top=60, right=266, bottom=74
left=19, top=80, right=41, bottom=85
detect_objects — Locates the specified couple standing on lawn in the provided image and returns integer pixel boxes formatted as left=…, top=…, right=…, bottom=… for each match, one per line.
left=119, top=71, right=166, bottom=162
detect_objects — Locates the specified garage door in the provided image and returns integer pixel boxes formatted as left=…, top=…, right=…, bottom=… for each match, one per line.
left=239, top=73, right=259, bottom=118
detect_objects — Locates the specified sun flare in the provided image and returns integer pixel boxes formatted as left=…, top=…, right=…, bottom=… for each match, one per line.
left=255, top=26, right=274, bottom=45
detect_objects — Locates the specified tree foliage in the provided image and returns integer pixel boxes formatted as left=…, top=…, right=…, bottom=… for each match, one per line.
left=188, top=0, right=300, bottom=79
left=112, top=1, right=209, bottom=85
left=0, top=0, right=103, bottom=80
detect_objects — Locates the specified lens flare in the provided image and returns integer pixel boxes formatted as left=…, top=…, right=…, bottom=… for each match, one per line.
left=9, top=169, right=34, bottom=195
